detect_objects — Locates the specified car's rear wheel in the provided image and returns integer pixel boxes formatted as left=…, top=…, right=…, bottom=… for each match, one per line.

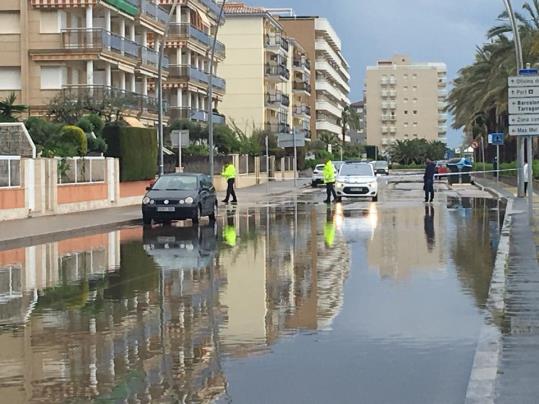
left=143, top=214, right=152, bottom=225
left=311, top=181, right=317, bottom=188
left=209, top=201, right=217, bottom=222
left=192, top=205, right=202, bottom=224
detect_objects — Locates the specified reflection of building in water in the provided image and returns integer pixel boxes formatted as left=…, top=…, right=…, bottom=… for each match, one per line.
left=367, top=206, right=446, bottom=279
left=0, top=228, right=226, bottom=403
left=218, top=205, right=351, bottom=356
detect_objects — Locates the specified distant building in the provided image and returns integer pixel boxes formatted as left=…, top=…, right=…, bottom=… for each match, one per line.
left=217, top=2, right=311, bottom=139
left=350, top=100, right=367, bottom=145
left=276, top=14, right=351, bottom=141
left=365, top=55, right=448, bottom=154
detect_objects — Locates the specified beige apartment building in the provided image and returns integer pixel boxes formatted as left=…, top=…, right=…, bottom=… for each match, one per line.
left=0, top=0, right=223, bottom=126
left=158, top=0, right=227, bottom=124
left=365, top=54, right=448, bottom=153
left=217, top=2, right=311, bottom=139
left=277, top=14, right=350, bottom=141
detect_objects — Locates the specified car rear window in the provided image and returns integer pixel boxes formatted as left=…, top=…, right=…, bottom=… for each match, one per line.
left=153, top=175, right=198, bottom=191
left=374, top=161, right=388, bottom=169
left=315, top=165, right=324, bottom=170
left=340, top=164, right=374, bottom=176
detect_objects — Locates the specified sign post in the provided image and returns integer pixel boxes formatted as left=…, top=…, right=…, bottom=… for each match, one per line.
left=508, top=70, right=537, bottom=217
left=171, top=130, right=189, bottom=172
left=488, top=133, right=504, bottom=182
left=278, top=130, right=305, bottom=188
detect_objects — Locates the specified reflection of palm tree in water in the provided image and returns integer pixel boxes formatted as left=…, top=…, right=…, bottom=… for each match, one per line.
left=424, top=205, right=435, bottom=251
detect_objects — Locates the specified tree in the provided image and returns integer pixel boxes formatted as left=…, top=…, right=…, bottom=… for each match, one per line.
left=388, top=139, right=445, bottom=165
left=0, top=93, right=27, bottom=122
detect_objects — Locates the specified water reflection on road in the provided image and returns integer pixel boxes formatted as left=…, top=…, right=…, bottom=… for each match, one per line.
left=0, top=196, right=503, bottom=403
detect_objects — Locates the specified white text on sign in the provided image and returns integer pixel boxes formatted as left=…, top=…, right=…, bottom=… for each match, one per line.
left=508, top=98, right=539, bottom=114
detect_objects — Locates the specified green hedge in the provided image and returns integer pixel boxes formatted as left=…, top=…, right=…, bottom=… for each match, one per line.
left=104, top=125, right=157, bottom=181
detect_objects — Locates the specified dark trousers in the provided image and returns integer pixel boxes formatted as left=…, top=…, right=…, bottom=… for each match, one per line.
left=525, top=182, right=529, bottom=196
left=424, top=180, right=434, bottom=202
left=225, top=178, right=237, bottom=202
left=325, top=182, right=337, bottom=201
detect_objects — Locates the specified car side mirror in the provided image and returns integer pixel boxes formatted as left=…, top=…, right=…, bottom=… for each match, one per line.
left=146, top=186, right=151, bottom=191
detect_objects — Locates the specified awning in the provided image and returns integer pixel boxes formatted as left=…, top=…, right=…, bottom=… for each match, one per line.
left=196, top=9, right=212, bottom=28
left=123, top=116, right=145, bottom=127
left=118, top=63, right=135, bottom=74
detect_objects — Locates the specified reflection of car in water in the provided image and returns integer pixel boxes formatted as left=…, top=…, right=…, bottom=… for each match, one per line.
left=143, top=224, right=217, bottom=271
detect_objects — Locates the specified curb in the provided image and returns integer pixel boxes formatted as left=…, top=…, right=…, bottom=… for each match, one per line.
left=464, top=197, right=513, bottom=404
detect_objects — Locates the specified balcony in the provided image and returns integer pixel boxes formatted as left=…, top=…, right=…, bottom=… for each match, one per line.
left=62, top=85, right=160, bottom=115
left=293, top=81, right=312, bottom=95
left=198, top=0, right=223, bottom=20
left=294, top=105, right=311, bottom=117
left=265, top=122, right=290, bottom=134
left=169, top=107, right=225, bottom=124
left=265, top=64, right=290, bottom=81
left=316, top=120, right=341, bottom=135
left=316, top=100, right=342, bottom=119
left=265, top=35, right=289, bottom=53
left=265, top=91, right=290, bottom=108
left=439, top=113, right=448, bottom=122
left=438, top=125, right=448, bottom=133
left=293, top=58, right=311, bottom=72
left=168, top=24, right=226, bottom=58
left=381, top=114, right=395, bottom=123
left=61, top=29, right=167, bottom=71
left=168, top=65, right=226, bottom=92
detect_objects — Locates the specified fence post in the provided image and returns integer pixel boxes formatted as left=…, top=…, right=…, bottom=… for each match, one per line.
left=255, top=156, right=260, bottom=184
left=281, top=157, right=285, bottom=180
left=24, top=159, right=35, bottom=215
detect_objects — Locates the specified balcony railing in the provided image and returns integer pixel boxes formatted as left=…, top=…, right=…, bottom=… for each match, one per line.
left=265, top=92, right=290, bottom=107
left=198, top=0, right=222, bottom=19
left=168, top=23, right=225, bottom=58
left=265, top=122, right=290, bottom=134
left=168, top=65, right=226, bottom=91
left=293, top=58, right=311, bottom=71
left=265, top=35, right=289, bottom=52
left=294, top=105, right=311, bottom=116
left=265, top=64, right=290, bottom=80
left=61, top=29, right=167, bottom=69
left=169, top=107, right=225, bottom=124
left=62, top=85, right=161, bottom=115
left=293, top=81, right=312, bottom=94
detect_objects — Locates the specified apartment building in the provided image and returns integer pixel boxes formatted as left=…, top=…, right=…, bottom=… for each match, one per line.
left=350, top=100, right=366, bottom=144
left=0, top=0, right=174, bottom=124
left=158, top=0, right=227, bottom=124
left=365, top=55, right=448, bottom=153
left=217, top=2, right=311, bottom=140
left=277, top=15, right=350, bottom=141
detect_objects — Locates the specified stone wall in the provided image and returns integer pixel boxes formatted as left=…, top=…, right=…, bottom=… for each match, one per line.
left=0, top=123, right=35, bottom=157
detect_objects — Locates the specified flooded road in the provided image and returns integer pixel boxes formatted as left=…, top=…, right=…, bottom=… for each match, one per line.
left=0, top=187, right=504, bottom=403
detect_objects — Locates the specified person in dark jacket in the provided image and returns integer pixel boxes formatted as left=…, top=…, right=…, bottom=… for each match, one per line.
left=424, top=158, right=436, bottom=203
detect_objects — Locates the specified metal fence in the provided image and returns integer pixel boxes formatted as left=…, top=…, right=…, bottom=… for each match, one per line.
left=239, top=155, right=248, bottom=174
left=57, top=157, right=106, bottom=185
left=0, top=156, right=21, bottom=188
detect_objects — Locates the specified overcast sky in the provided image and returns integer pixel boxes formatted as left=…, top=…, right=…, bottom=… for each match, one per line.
left=259, top=0, right=525, bottom=147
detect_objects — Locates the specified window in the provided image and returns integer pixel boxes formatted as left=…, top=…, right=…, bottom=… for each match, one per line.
left=412, top=73, right=417, bottom=79
left=413, top=98, right=418, bottom=103
left=413, top=122, right=418, bottom=127
left=404, top=110, right=408, bottom=115
left=40, top=66, right=66, bottom=90
left=403, top=74, right=408, bottom=79
left=403, top=98, right=408, bottom=102
left=404, top=86, right=408, bottom=90
left=413, top=110, right=418, bottom=115
left=404, top=122, right=409, bottom=128
left=412, top=86, right=417, bottom=91
left=40, top=10, right=66, bottom=33
left=0, top=67, right=21, bottom=90
left=0, top=12, right=20, bottom=34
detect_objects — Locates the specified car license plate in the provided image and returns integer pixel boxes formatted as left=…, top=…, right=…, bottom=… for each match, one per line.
left=157, top=236, right=176, bottom=243
left=157, top=207, right=175, bottom=212
left=349, top=187, right=362, bottom=192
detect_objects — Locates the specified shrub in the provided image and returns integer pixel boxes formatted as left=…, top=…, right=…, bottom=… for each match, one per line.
left=88, top=135, right=107, bottom=154
left=25, top=117, right=63, bottom=149
left=86, top=113, right=104, bottom=135
left=104, top=125, right=157, bottom=181
left=61, top=125, right=88, bottom=156
left=76, top=117, right=94, bottom=133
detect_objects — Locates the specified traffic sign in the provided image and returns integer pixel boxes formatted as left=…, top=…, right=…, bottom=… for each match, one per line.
left=509, top=114, right=539, bottom=125
left=278, top=133, right=305, bottom=148
left=509, top=87, right=539, bottom=98
left=508, top=76, right=539, bottom=87
left=488, top=133, right=504, bottom=145
left=508, top=98, right=539, bottom=114
left=509, top=125, right=539, bottom=136
left=171, top=130, right=189, bottom=148
left=519, top=68, right=539, bottom=76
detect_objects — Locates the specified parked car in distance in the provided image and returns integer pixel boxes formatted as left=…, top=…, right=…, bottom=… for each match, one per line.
left=435, top=161, right=449, bottom=178
left=335, top=162, right=379, bottom=202
left=373, top=160, right=389, bottom=176
left=311, top=164, right=325, bottom=187
left=142, top=173, right=217, bottom=225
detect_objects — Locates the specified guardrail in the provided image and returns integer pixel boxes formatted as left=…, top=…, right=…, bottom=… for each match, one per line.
left=0, top=156, right=21, bottom=188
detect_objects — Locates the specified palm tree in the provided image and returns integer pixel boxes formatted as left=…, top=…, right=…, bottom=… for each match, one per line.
left=0, top=92, right=27, bottom=122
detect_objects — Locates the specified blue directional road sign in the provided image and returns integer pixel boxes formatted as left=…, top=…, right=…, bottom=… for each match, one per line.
left=488, top=133, right=504, bottom=146
left=519, top=68, right=539, bottom=76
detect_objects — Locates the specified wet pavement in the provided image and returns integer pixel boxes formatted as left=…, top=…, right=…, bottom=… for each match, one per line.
left=0, top=182, right=505, bottom=403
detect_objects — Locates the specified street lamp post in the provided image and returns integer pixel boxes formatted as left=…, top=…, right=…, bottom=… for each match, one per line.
left=157, top=0, right=179, bottom=176
left=208, top=0, right=227, bottom=178
left=502, top=0, right=525, bottom=198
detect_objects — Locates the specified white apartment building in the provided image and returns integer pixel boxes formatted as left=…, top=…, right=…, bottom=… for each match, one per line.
left=365, top=55, right=448, bottom=153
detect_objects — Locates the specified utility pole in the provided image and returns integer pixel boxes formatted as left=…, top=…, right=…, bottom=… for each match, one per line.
left=207, top=0, right=227, bottom=178
left=157, top=0, right=179, bottom=176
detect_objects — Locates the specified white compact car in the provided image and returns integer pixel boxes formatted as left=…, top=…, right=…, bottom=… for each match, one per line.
left=311, top=164, right=325, bottom=187
left=335, top=162, right=379, bottom=202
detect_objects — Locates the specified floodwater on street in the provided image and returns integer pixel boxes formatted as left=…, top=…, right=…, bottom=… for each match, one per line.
left=0, top=188, right=505, bottom=403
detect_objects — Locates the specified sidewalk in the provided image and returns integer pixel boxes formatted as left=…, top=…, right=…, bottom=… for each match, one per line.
left=474, top=178, right=539, bottom=403
left=0, top=180, right=307, bottom=250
